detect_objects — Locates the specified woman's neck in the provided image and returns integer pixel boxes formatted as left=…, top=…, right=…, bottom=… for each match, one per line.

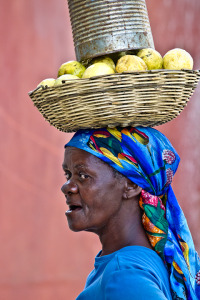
left=97, top=203, right=152, bottom=256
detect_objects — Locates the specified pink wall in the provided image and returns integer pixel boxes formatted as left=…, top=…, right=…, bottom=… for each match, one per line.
left=1, top=0, right=200, bottom=299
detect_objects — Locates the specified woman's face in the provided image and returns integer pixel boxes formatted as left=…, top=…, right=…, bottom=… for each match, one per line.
left=61, top=147, right=126, bottom=233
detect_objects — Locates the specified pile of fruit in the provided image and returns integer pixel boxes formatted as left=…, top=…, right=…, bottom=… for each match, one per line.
left=37, top=48, right=194, bottom=88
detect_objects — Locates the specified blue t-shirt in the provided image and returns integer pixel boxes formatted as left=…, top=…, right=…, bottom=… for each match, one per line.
left=76, top=246, right=172, bottom=300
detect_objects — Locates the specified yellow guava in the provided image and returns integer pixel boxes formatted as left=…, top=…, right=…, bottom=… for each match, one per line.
left=91, top=56, right=115, bottom=71
left=37, top=78, right=55, bottom=88
left=82, top=62, right=115, bottom=79
left=163, top=48, right=193, bottom=70
left=54, top=74, right=79, bottom=86
left=58, top=61, right=86, bottom=78
left=137, top=48, right=163, bottom=70
left=116, top=55, right=148, bottom=73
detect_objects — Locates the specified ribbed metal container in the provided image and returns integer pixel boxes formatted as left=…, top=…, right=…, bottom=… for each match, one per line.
left=67, top=0, right=155, bottom=62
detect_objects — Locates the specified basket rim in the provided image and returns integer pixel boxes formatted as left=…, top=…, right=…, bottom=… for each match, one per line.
left=29, top=69, right=200, bottom=96
left=28, top=69, right=200, bottom=132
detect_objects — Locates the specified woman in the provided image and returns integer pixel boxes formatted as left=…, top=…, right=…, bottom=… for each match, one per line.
left=61, top=126, right=200, bottom=300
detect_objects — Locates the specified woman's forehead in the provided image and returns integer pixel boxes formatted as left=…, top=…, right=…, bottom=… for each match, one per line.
left=65, top=146, right=93, bottom=158
left=63, top=146, right=102, bottom=167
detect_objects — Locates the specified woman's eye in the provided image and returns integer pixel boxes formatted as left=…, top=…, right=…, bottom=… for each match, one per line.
left=64, top=171, right=71, bottom=180
left=79, top=173, right=89, bottom=179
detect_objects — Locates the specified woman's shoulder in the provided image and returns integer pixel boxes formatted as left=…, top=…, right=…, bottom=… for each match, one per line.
left=101, top=246, right=172, bottom=300
left=115, top=245, right=166, bottom=271
left=104, top=245, right=166, bottom=271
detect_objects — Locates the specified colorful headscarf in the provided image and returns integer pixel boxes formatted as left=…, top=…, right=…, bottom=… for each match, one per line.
left=65, top=126, right=200, bottom=300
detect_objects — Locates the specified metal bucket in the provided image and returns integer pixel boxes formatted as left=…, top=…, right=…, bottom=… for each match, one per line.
left=67, top=0, right=155, bottom=62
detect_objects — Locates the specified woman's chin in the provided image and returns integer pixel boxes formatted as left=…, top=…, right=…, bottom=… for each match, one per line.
left=66, top=219, right=98, bottom=233
left=66, top=217, right=89, bottom=232
left=67, top=220, right=83, bottom=232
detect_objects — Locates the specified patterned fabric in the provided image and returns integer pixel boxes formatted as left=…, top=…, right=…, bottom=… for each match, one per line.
left=66, top=126, right=200, bottom=300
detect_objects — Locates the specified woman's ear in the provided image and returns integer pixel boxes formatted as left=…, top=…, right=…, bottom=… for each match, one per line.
left=122, top=180, right=142, bottom=200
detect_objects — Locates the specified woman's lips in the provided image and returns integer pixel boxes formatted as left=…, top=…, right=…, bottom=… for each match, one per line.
left=65, top=204, right=83, bottom=215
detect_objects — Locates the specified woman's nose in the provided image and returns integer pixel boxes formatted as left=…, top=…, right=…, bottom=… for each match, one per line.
left=61, top=180, right=78, bottom=195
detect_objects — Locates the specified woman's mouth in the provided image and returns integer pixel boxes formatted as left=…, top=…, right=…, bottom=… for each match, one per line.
left=66, top=204, right=83, bottom=215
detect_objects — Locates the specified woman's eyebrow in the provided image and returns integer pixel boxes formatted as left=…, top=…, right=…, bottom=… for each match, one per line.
left=62, top=163, right=86, bottom=170
left=74, top=164, right=86, bottom=169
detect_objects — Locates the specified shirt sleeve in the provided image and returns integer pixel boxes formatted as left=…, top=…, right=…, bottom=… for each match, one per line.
left=104, top=269, right=169, bottom=300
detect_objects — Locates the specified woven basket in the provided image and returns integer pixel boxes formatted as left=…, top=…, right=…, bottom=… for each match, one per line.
left=29, top=69, right=200, bottom=132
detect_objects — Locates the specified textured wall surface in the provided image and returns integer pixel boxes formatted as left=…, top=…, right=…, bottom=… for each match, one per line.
left=1, top=0, right=200, bottom=299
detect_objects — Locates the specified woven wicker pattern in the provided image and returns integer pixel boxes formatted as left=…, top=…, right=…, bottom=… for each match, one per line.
left=29, top=70, right=200, bottom=132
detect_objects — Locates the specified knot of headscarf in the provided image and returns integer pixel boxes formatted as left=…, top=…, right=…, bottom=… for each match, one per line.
left=66, top=126, right=200, bottom=300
